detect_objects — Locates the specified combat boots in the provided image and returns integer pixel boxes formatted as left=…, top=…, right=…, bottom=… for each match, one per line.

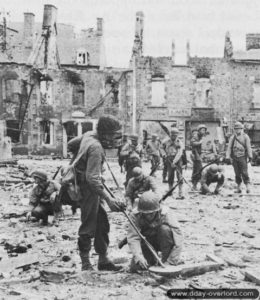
left=80, top=252, right=93, bottom=271
left=245, top=183, right=251, bottom=194
left=235, top=184, right=242, bottom=193
left=98, top=253, right=122, bottom=271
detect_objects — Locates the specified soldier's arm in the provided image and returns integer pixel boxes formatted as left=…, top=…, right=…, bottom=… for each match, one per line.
left=172, top=140, right=183, bottom=165
left=191, top=137, right=202, bottom=147
left=29, top=186, right=39, bottom=208
left=85, top=143, right=112, bottom=201
left=125, top=180, right=134, bottom=209
left=148, top=176, right=158, bottom=194
left=127, top=213, right=144, bottom=258
left=200, top=170, right=210, bottom=193
left=226, top=136, right=233, bottom=159
left=245, top=135, right=253, bottom=159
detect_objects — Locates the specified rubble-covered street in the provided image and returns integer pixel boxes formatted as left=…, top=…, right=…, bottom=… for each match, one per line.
left=0, top=159, right=259, bottom=299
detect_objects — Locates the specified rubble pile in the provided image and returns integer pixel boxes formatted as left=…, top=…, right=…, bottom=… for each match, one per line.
left=0, top=159, right=259, bottom=299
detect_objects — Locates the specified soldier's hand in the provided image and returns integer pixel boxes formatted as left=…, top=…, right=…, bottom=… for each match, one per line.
left=134, top=256, right=148, bottom=270
left=171, top=163, right=176, bottom=169
left=50, top=193, right=57, bottom=204
left=108, top=198, right=126, bottom=212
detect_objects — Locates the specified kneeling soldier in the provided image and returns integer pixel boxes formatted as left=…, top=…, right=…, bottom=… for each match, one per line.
left=27, top=170, right=61, bottom=225
left=127, top=191, right=182, bottom=272
left=200, top=164, right=224, bottom=195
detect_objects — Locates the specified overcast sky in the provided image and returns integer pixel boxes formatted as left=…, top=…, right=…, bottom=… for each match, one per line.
left=2, top=0, right=260, bottom=67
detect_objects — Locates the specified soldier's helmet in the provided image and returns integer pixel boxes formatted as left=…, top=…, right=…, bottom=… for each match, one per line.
left=132, top=167, right=143, bottom=178
left=209, top=164, right=223, bottom=173
left=197, top=124, right=207, bottom=131
left=31, top=170, right=48, bottom=181
left=170, top=128, right=179, bottom=135
left=129, top=134, right=138, bottom=142
left=234, top=121, right=244, bottom=129
left=137, top=191, right=161, bottom=214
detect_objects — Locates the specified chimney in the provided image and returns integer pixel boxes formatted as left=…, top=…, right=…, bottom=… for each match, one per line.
left=97, top=18, right=103, bottom=36
left=135, top=11, right=144, bottom=38
left=23, top=13, right=35, bottom=50
left=186, top=40, right=190, bottom=63
left=171, top=39, right=175, bottom=65
left=43, top=4, right=57, bottom=30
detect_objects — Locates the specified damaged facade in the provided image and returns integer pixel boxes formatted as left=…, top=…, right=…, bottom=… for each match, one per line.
left=1, top=6, right=260, bottom=157
left=0, top=5, right=130, bottom=157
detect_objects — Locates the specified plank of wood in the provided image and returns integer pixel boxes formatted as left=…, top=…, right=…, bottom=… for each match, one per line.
left=245, top=270, right=260, bottom=286
left=149, top=262, right=222, bottom=277
left=0, top=254, right=39, bottom=273
left=206, top=254, right=227, bottom=266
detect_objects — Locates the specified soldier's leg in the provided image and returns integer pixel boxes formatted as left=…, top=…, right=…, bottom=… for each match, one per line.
left=140, top=236, right=160, bottom=266
left=162, top=158, right=168, bottom=182
left=232, top=158, right=242, bottom=192
left=94, top=204, right=122, bottom=271
left=31, top=204, right=49, bottom=225
left=213, top=174, right=224, bottom=194
left=78, top=187, right=100, bottom=270
left=158, top=225, right=182, bottom=264
left=176, top=165, right=184, bottom=199
left=192, top=160, right=202, bottom=189
left=239, top=156, right=250, bottom=192
left=168, top=166, right=175, bottom=190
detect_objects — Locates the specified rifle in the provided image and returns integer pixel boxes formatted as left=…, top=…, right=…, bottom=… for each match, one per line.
left=159, top=179, right=183, bottom=203
left=102, top=181, right=165, bottom=267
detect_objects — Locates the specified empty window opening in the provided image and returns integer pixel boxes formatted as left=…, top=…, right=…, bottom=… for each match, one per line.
left=40, top=120, right=54, bottom=145
left=151, top=78, right=165, bottom=106
left=6, top=120, right=20, bottom=143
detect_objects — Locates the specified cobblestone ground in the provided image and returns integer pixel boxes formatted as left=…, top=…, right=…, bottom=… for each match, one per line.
left=0, top=158, right=259, bottom=299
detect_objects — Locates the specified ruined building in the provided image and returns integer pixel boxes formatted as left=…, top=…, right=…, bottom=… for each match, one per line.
left=1, top=6, right=260, bottom=157
left=130, top=12, right=260, bottom=147
left=0, top=5, right=130, bottom=156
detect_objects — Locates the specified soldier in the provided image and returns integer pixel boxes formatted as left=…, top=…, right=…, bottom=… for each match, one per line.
left=161, top=128, right=184, bottom=199
left=200, top=164, right=225, bottom=195
left=118, top=134, right=130, bottom=173
left=125, top=167, right=157, bottom=212
left=226, top=121, right=253, bottom=193
left=74, top=115, right=126, bottom=271
left=27, top=170, right=61, bottom=225
left=124, top=134, right=142, bottom=187
left=127, top=191, right=182, bottom=272
left=118, top=167, right=158, bottom=249
left=160, top=136, right=169, bottom=183
left=146, top=134, right=161, bottom=176
left=191, top=124, right=207, bottom=190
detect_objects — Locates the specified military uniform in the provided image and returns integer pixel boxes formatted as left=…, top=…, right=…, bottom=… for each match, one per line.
left=125, top=175, right=157, bottom=210
left=200, top=164, right=224, bottom=195
left=161, top=136, right=184, bottom=198
left=128, top=204, right=182, bottom=269
left=30, top=180, right=61, bottom=224
left=146, top=136, right=160, bottom=174
left=226, top=123, right=252, bottom=192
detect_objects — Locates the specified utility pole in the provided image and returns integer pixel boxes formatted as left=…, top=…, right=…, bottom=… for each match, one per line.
left=132, top=55, right=137, bottom=134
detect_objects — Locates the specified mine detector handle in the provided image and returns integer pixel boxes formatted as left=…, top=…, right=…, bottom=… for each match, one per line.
left=102, top=181, right=165, bottom=268
left=159, top=180, right=182, bottom=203
left=53, top=166, right=62, bottom=180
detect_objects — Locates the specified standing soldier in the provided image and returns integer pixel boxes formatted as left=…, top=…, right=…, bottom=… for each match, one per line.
left=74, top=115, right=125, bottom=271
left=161, top=128, right=184, bottom=199
left=118, top=134, right=130, bottom=173
left=124, top=134, right=142, bottom=187
left=226, top=121, right=253, bottom=193
left=146, top=134, right=161, bottom=176
left=160, top=136, right=169, bottom=183
left=191, top=124, right=207, bottom=190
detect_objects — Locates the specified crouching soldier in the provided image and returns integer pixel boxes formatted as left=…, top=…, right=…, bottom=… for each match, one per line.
left=127, top=191, right=182, bottom=272
left=125, top=167, right=157, bottom=212
left=200, top=164, right=225, bottom=195
left=27, top=170, right=61, bottom=225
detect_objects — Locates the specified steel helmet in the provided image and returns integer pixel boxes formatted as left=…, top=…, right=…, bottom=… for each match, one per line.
left=209, top=164, right=223, bottom=173
left=132, top=167, right=143, bottom=178
left=170, top=128, right=179, bottom=135
left=31, top=170, right=48, bottom=181
left=138, top=191, right=160, bottom=214
left=197, top=124, right=207, bottom=131
left=129, top=134, right=138, bottom=142
left=234, top=122, right=243, bottom=129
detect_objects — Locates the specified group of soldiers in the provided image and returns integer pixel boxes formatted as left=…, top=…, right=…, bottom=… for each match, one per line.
left=24, top=116, right=253, bottom=272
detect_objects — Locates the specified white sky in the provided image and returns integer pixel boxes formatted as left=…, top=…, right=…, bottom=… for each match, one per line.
left=1, top=0, right=260, bottom=67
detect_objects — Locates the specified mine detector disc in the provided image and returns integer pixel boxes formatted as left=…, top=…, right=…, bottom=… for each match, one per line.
left=149, top=264, right=183, bottom=276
